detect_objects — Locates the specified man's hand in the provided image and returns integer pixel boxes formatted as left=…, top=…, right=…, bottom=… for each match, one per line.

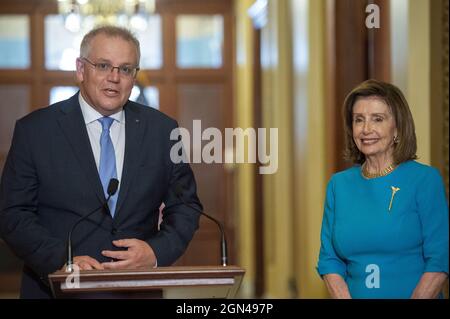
left=101, top=239, right=157, bottom=269
left=60, top=256, right=105, bottom=271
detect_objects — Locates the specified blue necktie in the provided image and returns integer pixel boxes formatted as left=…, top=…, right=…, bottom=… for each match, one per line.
left=98, top=116, right=118, bottom=217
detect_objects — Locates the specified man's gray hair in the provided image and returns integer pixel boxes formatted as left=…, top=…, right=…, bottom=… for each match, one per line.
left=80, top=25, right=141, bottom=65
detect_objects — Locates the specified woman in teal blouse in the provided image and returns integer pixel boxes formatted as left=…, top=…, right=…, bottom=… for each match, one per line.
left=317, top=80, right=448, bottom=299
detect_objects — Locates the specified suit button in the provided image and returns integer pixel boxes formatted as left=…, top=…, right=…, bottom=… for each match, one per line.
left=111, top=228, right=118, bottom=235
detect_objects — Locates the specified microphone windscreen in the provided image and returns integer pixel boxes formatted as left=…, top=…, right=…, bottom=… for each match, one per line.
left=107, top=178, right=119, bottom=196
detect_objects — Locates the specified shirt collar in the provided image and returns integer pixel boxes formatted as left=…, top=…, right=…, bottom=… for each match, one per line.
left=78, top=92, right=124, bottom=125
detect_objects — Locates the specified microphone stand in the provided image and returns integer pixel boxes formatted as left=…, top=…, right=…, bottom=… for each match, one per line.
left=174, top=185, right=228, bottom=266
left=66, top=179, right=118, bottom=272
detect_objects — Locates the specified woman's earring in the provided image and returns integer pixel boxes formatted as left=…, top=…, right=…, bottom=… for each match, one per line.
left=393, top=136, right=399, bottom=144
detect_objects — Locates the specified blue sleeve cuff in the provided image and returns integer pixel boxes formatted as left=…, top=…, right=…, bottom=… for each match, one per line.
left=316, top=263, right=347, bottom=279
left=423, top=263, right=449, bottom=275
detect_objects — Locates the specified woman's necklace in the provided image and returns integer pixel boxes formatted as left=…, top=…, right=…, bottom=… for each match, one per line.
left=362, top=162, right=397, bottom=179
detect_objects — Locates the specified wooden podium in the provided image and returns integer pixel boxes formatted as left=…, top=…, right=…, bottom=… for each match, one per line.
left=48, top=266, right=245, bottom=299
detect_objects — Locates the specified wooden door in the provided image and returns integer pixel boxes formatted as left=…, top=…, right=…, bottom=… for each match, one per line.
left=155, top=0, right=235, bottom=267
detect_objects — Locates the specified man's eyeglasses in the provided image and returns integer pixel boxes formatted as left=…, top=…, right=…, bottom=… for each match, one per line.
left=81, top=57, right=139, bottom=78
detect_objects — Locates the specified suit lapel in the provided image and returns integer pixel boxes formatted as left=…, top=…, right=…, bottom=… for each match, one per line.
left=57, top=94, right=105, bottom=204
left=114, top=103, right=146, bottom=217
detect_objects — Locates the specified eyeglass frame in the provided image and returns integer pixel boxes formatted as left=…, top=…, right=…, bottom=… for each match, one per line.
left=80, top=57, right=140, bottom=78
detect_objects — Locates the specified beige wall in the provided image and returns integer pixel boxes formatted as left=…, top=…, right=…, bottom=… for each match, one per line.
left=254, top=0, right=329, bottom=298
left=408, top=0, right=431, bottom=164
left=262, top=0, right=296, bottom=298
left=291, top=0, right=328, bottom=298
left=234, top=0, right=256, bottom=298
left=391, top=0, right=434, bottom=165
left=248, top=0, right=331, bottom=298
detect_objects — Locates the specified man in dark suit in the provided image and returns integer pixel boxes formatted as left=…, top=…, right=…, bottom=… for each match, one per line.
left=0, top=26, right=201, bottom=298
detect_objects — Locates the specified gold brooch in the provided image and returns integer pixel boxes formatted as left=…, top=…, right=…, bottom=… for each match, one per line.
left=389, top=186, right=400, bottom=212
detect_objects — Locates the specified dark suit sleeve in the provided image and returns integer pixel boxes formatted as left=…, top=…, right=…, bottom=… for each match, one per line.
left=0, top=120, right=66, bottom=278
left=146, top=121, right=202, bottom=266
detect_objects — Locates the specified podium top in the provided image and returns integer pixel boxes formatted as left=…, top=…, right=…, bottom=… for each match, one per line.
left=48, top=265, right=245, bottom=298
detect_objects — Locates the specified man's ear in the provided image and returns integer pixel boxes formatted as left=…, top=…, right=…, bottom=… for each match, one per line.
left=75, top=58, right=84, bottom=82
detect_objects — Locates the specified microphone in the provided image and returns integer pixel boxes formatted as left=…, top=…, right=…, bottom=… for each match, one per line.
left=66, top=178, right=119, bottom=272
left=173, top=184, right=228, bottom=267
